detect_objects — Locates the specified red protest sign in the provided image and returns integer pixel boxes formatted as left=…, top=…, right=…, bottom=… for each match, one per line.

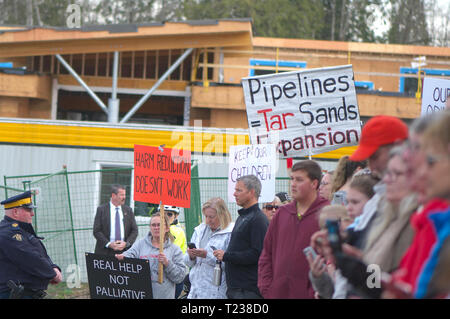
left=134, top=145, right=191, bottom=208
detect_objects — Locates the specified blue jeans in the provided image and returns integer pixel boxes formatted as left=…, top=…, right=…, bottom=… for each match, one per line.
left=175, top=282, right=184, bottom=298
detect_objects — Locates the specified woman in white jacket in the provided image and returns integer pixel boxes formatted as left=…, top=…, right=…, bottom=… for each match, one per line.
left=116, top=213, right=185, bottom=299
left=185, top=197, right=234, bottom=299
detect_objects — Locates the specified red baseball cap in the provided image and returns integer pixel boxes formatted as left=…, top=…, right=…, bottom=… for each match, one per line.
left=350, top=115, right=408, bottom=161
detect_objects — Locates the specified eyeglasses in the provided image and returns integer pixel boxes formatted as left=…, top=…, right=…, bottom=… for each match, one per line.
left=264, top=205, right=279, bottom=210
left=166, top=212, right=174, bottom=217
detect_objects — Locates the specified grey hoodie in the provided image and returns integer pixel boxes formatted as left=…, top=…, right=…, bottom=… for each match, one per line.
left=123, top=232, right=185, bottom=299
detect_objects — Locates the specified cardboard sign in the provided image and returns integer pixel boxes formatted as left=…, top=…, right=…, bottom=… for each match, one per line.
left=242, top=65, right=362, bottom=158
left=228, top=144, right=277, bottom=203
left=134, top=144, right=191, bottom=208
left=85, top=253, right=152, bottom=299
left=421, top=77, right=450, bottom=116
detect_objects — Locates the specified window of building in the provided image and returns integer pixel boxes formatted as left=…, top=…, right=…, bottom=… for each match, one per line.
left=249, top=59, right=306, bottom=76
left=400, top=67, right=450, bottom=95
left=97, top=164, right=158, bottom=218
left=98, top=165, right=132, bottom=208
left=354, top=81, right=374, bottom=91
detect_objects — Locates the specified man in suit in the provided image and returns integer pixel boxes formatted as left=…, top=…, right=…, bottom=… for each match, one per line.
left=93, top=184, right=138, bottom=256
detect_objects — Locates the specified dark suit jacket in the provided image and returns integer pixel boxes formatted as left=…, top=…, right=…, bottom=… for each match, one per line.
left=93, top=203, right=138, bottom=256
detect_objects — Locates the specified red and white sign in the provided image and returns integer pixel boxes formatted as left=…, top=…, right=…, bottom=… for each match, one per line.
left=134, top=145, right=191, bottom=208
left=242, top=65, right=362, bottom=158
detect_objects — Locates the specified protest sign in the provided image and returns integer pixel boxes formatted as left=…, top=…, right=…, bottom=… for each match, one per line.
left=242, top=65, right=361, bottom=158
left=421, top=77, right=450, bottom=116
left=134, top=144, right=191, bottom=208
left=85, top=253, right=152, bottom=299
left=228, top=144, right=277, bottom=203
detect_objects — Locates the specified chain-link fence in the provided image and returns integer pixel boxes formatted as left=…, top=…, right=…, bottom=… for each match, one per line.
left=2, top=167, right=290, bottom=284
left=0, top=185, right=28, bottom=217
left=190, top=177, right=291, bottom=222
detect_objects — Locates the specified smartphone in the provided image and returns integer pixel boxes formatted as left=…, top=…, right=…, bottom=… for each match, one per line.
left=187, top=242, right=196, bottom=249
left=326, top=219, right=342, bottom=254
left=210, top=245, right=217, bottom=251
left=303, top=246, right=318, bottom=260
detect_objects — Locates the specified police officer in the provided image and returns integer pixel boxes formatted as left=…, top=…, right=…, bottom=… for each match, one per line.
left=0, top=191, right=62, bottom=299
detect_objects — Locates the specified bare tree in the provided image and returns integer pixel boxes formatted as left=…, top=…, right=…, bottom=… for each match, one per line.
left=426, top=0, right=450, bottom=46
left=330, top=0, right=336, bottom=40
left=33, top=0, right=42, bottom=26
left=26, top=0, right=33, bottom=25
left=338, top=0, right=348, bottom=40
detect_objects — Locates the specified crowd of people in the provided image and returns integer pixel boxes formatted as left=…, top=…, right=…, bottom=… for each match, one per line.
left=1, top=110, right=449, bottom=299
left=114, top=109, right=449, bottom=299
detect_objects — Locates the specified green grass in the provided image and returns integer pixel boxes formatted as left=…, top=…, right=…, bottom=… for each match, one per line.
left=45, top=282, right=90, bottom=299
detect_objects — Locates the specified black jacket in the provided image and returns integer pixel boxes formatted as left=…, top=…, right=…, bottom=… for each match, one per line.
left=223, top=203, right=269, bottom=294
left=0, top=216, right=59, bottom=293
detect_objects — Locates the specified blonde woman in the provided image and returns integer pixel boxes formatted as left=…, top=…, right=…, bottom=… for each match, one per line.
left=185, top=197, right=234, bottom=299
left=116, top=213, right=185, bottom=299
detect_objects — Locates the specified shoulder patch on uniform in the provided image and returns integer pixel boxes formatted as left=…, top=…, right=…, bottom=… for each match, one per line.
left=12, top=233, right=22, bottom=241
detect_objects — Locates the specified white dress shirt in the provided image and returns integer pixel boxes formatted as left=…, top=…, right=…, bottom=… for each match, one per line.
left=107, top=201, right=125, bottom=246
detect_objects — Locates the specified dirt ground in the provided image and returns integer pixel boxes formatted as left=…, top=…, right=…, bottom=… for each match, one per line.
left=45, top=283, right=90, bottom=299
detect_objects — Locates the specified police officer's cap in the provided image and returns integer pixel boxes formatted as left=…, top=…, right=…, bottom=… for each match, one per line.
left=1, top=191, right=37, bottom=210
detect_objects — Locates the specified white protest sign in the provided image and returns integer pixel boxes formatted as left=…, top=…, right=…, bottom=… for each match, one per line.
left=421, top=77, right=450, bottom=116
left=228, top=144, right=277, bottom=203
left=242, top=65, right=362, bottom=158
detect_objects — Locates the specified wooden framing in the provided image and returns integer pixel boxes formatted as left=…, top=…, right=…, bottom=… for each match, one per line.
left=0, top=19, right=448, bottom=127
left=0, top=21, right=253, bottom=58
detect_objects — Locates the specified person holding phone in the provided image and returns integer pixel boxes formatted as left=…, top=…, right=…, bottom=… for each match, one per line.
left=306, top=205, right=350, bottom=299
left=184, top=197, right=234, bottom=299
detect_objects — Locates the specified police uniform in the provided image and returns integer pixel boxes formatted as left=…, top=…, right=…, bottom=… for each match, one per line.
left=0, top=191, right=60, bottom=299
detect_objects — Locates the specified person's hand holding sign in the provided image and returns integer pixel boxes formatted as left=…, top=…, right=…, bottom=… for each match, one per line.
left=158, top=253, right=169, bottom=267
left=115, top=254, right=125, bottom=261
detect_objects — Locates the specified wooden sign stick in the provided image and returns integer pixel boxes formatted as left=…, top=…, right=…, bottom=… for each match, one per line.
left=158, top=202, right=165, bottom=284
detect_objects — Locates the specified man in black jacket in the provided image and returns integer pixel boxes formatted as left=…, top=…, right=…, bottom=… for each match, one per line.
left=214, top=175, right=269, bottom=299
